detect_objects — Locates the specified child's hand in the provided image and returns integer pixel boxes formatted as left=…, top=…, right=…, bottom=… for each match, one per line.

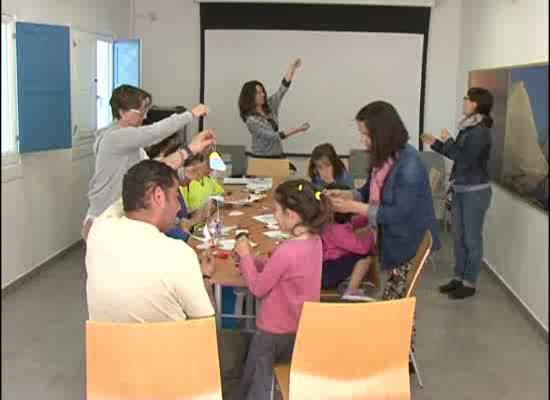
left=234, top=237, right=252, bottom=258
left=421, top=133, right=436, bottom=145
left=324, top=189, right=353, bottom=201
left=192, top=205, right=210, bottom=225
left=440, top=128, right=450, bottom=141
left=200, top=250, right=216, bottom=278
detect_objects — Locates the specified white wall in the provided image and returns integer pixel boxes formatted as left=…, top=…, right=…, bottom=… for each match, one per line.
left=132, top=0, right=201, bottom=133
left=458, top=0, right=549, bottom=331
left=1, top=0, right=131, bottom=288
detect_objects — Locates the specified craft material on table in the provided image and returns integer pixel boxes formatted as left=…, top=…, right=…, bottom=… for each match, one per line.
left=217, top=239, right=258, bottom=251
left=263, top=230, right=289, bottom=240
left=253, top=214, right=278, bottom=225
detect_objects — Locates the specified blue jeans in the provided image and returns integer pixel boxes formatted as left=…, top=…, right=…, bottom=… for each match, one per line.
left=451, top=188, right=492, bottom=285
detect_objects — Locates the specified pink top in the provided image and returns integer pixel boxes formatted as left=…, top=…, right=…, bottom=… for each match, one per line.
left=369, top=155, right=397, bottom=204
left=321, top=215, right=375, bottom=261
left=239, top=237, right=322, bottom=334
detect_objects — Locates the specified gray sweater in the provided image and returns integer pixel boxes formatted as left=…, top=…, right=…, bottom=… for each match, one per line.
left=245, top=80, right=290, bottom=156
left=86, top=111, right=194, bottom=218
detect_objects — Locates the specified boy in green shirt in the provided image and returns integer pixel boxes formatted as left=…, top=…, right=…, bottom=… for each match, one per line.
left=181, top=153, right=225, bottom=213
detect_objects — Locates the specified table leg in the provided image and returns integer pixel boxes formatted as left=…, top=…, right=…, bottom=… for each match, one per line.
left=245, top=292, right=254, bottom=330
left=215, top=283, right=222, bottom=329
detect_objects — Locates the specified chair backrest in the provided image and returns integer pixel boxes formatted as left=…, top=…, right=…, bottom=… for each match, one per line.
left=289, top=298, right=416, bottom=399
left=418, top=151, right=446, bottom=193
left=86, top=318, right=222, bottom=400
left=216, top=145, right=247, bottom=177
left=405, top=230, right=433, bottom=298
left=348, top=149, right=371, bottom=178
left=247, top=158, right=290, bottom=177
left=429, top=167, right=443, bottom=193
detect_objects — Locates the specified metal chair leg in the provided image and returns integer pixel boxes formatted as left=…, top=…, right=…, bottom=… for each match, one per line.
left=410, top=352, right=424, bottom=388
left=270, top=374, right=275, bottom=400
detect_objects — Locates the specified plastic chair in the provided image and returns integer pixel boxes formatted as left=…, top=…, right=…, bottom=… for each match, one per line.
left=86, top=318, right=222, bottom=400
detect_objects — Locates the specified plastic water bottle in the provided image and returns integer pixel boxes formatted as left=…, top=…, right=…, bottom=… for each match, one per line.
left=223, top=154, right=233, bottom=178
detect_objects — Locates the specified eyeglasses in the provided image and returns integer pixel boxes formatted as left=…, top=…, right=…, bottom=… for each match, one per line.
left=463, top=96, right=470, bottom=101
left=128, top=108, right=149, bottom=118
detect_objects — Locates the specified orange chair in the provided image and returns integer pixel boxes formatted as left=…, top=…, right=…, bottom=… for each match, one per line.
left=273, top=297, right=416, bottom=400
left=86, top=318, right=222, bottom=400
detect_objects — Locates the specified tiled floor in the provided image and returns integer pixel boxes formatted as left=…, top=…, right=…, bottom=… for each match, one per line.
left=2, top=231, right=548, bottom=399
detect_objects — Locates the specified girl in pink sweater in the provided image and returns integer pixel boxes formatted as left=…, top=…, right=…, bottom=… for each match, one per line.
left=321, top=183, right=376, bottom=300
left=235, top=179, right=329, bottom=400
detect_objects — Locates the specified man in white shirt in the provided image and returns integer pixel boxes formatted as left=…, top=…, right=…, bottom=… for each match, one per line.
left=85, top=159, right=215, bottom=322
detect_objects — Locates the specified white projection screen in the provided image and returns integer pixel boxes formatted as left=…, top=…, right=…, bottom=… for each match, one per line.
left=203, top=30, right=424, bottom=155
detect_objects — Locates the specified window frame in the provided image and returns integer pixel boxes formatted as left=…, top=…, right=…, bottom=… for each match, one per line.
left=2, top=15, right=20, bottom=167
left=96, top=36, right=114, bottom=131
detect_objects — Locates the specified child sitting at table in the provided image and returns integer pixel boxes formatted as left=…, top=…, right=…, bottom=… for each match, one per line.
left=180, top=152, right=225, bottom=213
left=144, top=136, right=208, bottom=241
left=321, top=182, right=376, bottom=300
left=308, top=143, right=354, bottom=189
left=234, top=179, right=329, bottom=400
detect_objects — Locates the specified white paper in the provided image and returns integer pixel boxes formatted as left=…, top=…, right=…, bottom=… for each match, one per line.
left=228, top=211, right=245, bottom=216
left=263, top=230, right=289, bottom=240
left=217, top=239, right=257, bottom=251
left=221, top=226, right=238, bottom=235
left=253, top=214, right=277, bottom=225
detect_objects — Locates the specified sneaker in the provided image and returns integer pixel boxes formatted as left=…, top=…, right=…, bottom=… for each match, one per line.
left=336, top=279, right=350, bottom=295
left=448, top=285, right=476, bottom=299
left=439, top=279, right=462, bottom=293
left=341, top=288, right=376, bottom=302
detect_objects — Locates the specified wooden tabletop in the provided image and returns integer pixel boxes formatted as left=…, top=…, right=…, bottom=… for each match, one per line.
left=188, top=181, right=284, bottom=288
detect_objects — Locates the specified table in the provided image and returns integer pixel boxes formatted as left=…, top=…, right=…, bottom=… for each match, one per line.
left=188, top=180, right=283, bottom=329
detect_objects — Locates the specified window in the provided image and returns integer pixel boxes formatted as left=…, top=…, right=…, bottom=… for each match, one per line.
left=96, top=39, right=113, bottom=129
left=2, top=17, right=18, bottom=164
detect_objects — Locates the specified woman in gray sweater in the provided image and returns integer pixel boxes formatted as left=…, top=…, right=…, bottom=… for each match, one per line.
left=238, top=58, right=310, bottom=161
left=84, top=85, right=214, bottom=229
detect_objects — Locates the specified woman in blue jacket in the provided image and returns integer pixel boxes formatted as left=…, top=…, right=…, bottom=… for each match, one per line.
left=422, top=87, right=494, bottom=299
left=327, top=101, right=441, bottom=354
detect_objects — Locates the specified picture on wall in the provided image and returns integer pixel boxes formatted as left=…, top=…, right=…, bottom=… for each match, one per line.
left=469, top=63, right=548, bottom=212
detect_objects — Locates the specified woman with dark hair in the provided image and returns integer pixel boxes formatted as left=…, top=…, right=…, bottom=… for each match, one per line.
left=422, top=87, right=494, bottom=299
left=308, top=143, right=354, bottom=189
left=326, top=101, right=441, bottom=356
left=238, top=58, right=310, bottom=166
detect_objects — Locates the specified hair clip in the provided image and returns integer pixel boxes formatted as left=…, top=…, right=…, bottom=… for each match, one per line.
left=315, top=191, right=322, bottom=201
left=298, top=184, right=303, bottom=191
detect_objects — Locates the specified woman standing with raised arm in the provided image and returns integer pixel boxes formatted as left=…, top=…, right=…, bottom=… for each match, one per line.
left=238, top=58, right=310, bottom=170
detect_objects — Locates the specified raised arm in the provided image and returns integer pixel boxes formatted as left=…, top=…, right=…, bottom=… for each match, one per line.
left=107, top=105, right=208, bottom=153
left=430, top=126, right=490, bottom=167
left=268, top=58, right=302, bottom=115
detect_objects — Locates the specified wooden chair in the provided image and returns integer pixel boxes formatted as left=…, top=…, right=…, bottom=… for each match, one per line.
left=86, top=318, right=222, bottom=400
left=429, top=167, right=442, bottom=194
left=404, top=230, right=433, bottom=388
left=247, top=158, right=290, bottom=178
left=273, top=298, right=416, bottom=400
left=426, top=169, right=442, bottom=272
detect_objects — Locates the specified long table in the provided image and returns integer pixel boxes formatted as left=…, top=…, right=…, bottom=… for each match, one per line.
left=188, top=181, right=282, bottom=329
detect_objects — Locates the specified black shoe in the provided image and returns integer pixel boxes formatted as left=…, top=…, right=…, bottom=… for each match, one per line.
left=448, top=285, right=476, bottom=299
left=439, top=279, right=462, bottom=293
